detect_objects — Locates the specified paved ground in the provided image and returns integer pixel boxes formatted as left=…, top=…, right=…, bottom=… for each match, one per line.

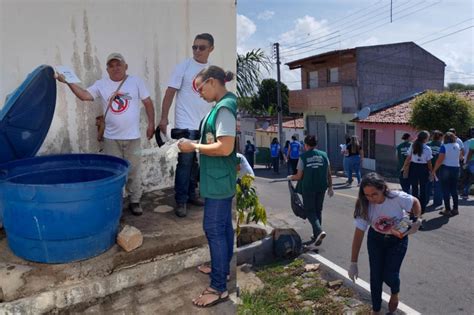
left=253, top=166, right=474, bottom=315
left=0, top=188, right=236, bottom=314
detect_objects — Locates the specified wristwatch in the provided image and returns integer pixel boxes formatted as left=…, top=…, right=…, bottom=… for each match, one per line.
left=195, top=144, right=200, bottom=153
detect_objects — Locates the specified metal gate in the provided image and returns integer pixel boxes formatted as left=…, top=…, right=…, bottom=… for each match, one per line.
left=327, top=123, right=346, bottom=171
left=306, top=115, right=327, bottom=151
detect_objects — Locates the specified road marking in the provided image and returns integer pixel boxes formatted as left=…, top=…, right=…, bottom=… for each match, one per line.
left=307, top=253, right=421, bottom=315
left=334, top=191, right=357, bottom=199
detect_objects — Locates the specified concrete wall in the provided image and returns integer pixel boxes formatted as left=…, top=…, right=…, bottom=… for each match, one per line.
left=0, top=0, right=236, bottom=191
left=357, top=42, right=445, bottom=107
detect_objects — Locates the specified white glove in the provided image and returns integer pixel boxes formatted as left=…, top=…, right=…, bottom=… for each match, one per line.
left=406, top=218, right=422, bottom=235
left=287, top=175, right=293, bottom=180
left=327, top=187, right=334, bottom=198
left=348, top=262, right=358, bottom=282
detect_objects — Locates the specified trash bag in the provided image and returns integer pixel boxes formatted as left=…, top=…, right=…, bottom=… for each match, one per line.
left=272, top=228, right=302, bottom=258
left=288, top=180, right=306, bottom=220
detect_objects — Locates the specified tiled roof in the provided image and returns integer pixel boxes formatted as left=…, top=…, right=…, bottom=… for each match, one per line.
left=359, top=90, right=474, bottom=124
left=255, top=118, right=304, bottom=132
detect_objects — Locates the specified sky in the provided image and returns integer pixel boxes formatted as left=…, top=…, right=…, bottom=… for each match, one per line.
left=237, top=0, right=474, bottom=90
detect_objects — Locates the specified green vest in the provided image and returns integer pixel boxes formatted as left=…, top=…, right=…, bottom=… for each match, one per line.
left=396, top=141, right=411, bottom=172
left=199, top=92, right=238, bottom=199
left=296, top=149, right=329, bottom=193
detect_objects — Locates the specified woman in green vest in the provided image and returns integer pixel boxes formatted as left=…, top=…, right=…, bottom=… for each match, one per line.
left=287, top=135, right=334, bottom=246
left=178, top=65, right=237, bottom=308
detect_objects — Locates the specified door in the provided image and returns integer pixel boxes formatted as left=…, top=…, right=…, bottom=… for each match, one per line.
left=306, top=115, right=327, bottom=151
left=327, top=123, right=346, bottom=170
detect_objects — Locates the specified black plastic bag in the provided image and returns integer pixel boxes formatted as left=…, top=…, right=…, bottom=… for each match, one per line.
left=288, top=180, right=306, bottom=220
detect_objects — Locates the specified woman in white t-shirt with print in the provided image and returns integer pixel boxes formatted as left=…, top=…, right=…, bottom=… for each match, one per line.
left=402, top=130, right=433, bottom=214
left=432, top=132, right=462, bottom=216
left=349, top=172, right=422, bottom=315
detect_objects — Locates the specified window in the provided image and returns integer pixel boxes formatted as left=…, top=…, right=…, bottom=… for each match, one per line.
left=329, top=67, right=339, bottom=83
left=307, top=71, right=318, bottom=88
left=362, top=128, right=376, bottom=159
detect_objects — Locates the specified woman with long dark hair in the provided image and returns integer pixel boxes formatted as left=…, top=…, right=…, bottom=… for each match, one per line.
left=349, top=173, right=422, bottom=314
left=270, top=137, right=281, bottom=174
left=178, top=65, right=236, bottom=307
left=432, top=132, right=462, bottom=216
left=402, top=130, right=433, bottom=214
left=345, top=135, right=364, bottom=185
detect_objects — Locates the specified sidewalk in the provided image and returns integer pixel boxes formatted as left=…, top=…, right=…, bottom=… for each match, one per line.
left=0, top=188, right=236, bottom=314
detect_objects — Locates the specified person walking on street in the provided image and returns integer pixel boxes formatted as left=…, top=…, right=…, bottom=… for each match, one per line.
left=402, top=130, right=432, bottom=216
left=270, top=137, right=281, bottom=174
left=345, top=135, right=364, bottom=186
left=283, top=140, right=291, bottom=174
left=178, top=66, right=237, bottom=308
left=57, top=52, right=155, bottom=216
left=287, top=135, right=301, bottom=175
left=432, top=132, right=462, bottom=217
left=396, top=133, right=412, bottom=194
left=244, top=140, right=256, bottom=169
left=287, top=135, right=334, bottom=246
left=426, top=130, right=443, bottom=208
left=348, top=172, right=422, bottom=315
left=159, top=33, right=215, bottom=217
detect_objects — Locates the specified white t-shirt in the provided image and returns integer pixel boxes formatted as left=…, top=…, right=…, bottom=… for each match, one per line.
left=87, top=75, right=150, bottom=140
left=354, top=191, right=414, bottom=234
left=168, top=58, right=212, bottom=130
left=407, top=144, right=432, bottom=164
left=440, top=143, right=461, bottom=167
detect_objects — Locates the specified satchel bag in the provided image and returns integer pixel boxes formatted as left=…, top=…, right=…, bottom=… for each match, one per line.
left=96, top=75, right=128, bottom=142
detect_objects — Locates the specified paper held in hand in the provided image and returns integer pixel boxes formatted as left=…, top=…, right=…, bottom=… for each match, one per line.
left=55, top=65, right=81, bottom=83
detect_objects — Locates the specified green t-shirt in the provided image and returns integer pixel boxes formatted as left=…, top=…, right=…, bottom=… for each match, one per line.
left=469, top=139, right=474, bottom=161
left=396, top=141, right=412, bottom=172
left=427, top=140, right=442, bottom=165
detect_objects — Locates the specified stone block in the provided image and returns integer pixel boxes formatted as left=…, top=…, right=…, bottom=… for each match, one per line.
left=117, top=225, right=143, bottom=252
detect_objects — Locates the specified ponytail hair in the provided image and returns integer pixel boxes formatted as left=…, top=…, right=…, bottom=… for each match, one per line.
left=412, top=130, right=430, bottom=156
left=195, top=65, right=234, bottom=86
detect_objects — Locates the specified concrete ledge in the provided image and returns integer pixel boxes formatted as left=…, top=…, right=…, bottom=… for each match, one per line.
left=236, top=236, right=274, bottom=266
left=0, top=245, right=210, bottom=315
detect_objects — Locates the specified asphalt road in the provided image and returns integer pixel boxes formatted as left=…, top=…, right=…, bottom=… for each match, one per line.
left=253, top=167, right=474, bottom=315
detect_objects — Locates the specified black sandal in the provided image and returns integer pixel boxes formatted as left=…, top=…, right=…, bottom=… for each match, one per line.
left=192, top=288, right=229, bottom=308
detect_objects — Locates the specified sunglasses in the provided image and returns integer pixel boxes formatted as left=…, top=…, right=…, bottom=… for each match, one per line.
left=192, top=45, right=209, bottom=51
left=192, top=78, right=211, bottom=94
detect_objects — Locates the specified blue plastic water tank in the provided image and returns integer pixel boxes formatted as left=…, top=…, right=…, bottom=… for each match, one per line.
left=0, top=65, right=130, bottom=263
left=0, top=154, right=129, bottom=263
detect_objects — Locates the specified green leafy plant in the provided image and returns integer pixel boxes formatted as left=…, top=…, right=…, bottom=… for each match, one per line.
left=236, top=174, right=267, bottom=235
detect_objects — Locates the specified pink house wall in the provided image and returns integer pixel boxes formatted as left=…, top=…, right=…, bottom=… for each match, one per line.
left=356, top=123, right=417, bottom=146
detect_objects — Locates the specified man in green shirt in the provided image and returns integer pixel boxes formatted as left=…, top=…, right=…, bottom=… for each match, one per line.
left=396, top=133, right=412, bottom=194
left=288, top=135, right=334, bottom=246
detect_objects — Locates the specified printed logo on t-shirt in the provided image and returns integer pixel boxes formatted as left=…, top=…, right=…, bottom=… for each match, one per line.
left=110, top=92, right=131, bottom=114
left=373, top=215, right=395, bottom=233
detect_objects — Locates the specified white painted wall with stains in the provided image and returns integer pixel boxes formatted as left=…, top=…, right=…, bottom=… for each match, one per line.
left=0, top=0, right=236, bottom=192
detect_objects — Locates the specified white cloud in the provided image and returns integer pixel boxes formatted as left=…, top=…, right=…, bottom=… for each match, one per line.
left=257, top=10, right=275, bottom=21
left=237, top=14, right=256, bottom=45
left=279, top=15, right=331, bottom=48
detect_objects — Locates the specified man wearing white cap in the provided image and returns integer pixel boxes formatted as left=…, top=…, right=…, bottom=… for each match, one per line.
left=57, top=52, right=155, bottom=216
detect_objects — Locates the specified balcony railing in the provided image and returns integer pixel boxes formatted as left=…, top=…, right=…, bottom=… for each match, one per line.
left=289, top=85, right=358, bottom=113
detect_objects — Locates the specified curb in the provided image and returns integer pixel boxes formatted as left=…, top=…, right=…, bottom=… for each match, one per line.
left=0, top=245, right=210, bottom=315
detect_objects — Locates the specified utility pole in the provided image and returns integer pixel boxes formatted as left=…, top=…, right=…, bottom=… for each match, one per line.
left=390, top=0, right=393, bottom=23
left=273, top=42, right=283, bottom=147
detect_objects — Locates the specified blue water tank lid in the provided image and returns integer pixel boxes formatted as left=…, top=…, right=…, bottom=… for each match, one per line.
left=0, top=65, right=57, bottom=164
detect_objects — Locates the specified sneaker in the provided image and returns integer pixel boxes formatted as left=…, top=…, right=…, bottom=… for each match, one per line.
left=314, top=231, right=327, bottom=246
left=439, top=209, right=452, bottom=216
left=130, top=203, right=143, bottom=216
left=450, top=209, right=459, bottom=216
left=188, top=198, right=205, bottom=207
left=175, top=203, right=187, bottom=217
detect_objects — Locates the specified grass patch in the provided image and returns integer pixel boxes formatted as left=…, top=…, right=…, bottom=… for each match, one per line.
left=300, top=285, right=328, bottom=301
left=338, top=287, right=354, bottom=298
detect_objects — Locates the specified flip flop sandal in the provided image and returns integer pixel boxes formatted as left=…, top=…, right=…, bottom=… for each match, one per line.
left=192, top=288, right=229, bottom=308
left=197, top=264, right=211, bottom=275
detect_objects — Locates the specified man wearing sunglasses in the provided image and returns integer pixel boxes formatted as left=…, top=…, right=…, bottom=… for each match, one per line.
left=159, top=33, right=214, bottom=218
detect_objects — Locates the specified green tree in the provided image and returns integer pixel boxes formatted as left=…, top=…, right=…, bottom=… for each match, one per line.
left=237, top=49, right=272, bottom=98
left=251, top=78, right=290, bottom=115
left=409, top=91, right=474, bottom=133
left=447, top=82, right=474, bottom=91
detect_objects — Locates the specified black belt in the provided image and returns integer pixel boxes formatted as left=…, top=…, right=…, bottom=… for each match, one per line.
left=171, top=128, right=200, bottom=141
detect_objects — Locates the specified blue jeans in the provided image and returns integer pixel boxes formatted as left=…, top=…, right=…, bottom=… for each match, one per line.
left=347, top=155, right=361, bottom=184
left=203, top=196, right=234, bottom=293
left=175, top=152, right=199, bottom=204
left=408, top=162, right=429, bottom=213
left=367, top=227, right=408, bottom=312
left=439, top=165, right=460, bottom=211
left=426, top=170, right=442, bottom=207
left=302, top=191, right=325, bottom=237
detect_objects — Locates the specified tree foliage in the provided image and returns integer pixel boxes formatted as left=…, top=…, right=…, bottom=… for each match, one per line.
left=447, top=82, right=474, bottom=91
left=251, top=78, right=290, bottom=116
left=236, top=175, right=267, bottom=236
left=237, top=49, right=272, bottom=98
left=409, top=91, right=474, bottom=134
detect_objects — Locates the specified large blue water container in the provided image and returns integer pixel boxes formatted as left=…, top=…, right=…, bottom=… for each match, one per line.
left=0, top=154, right=129, bottom=263
left=0, top=65, right=130, bottom=263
